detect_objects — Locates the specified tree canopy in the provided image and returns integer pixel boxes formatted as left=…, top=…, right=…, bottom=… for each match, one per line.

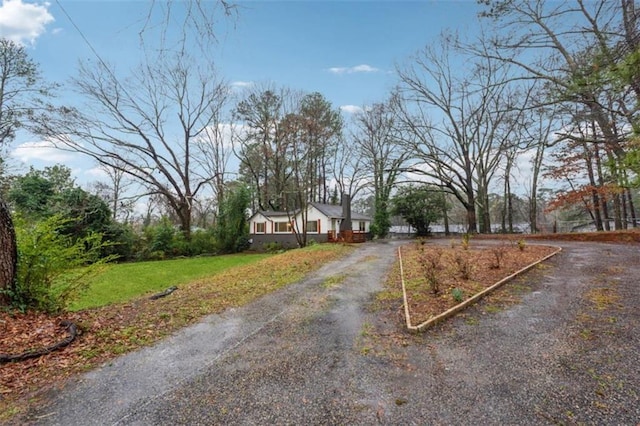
left=392, top=185, right=445, bottom=236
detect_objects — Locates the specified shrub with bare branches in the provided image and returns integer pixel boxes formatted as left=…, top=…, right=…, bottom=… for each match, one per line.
left=418, top=246, right=442, bottom=294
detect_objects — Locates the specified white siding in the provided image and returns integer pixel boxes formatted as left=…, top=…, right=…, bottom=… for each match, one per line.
left=249, top=205, right=371, bottom=236
left=249, top=212, right=271, bottom=234
left=304, top=205, right=331, bottom=234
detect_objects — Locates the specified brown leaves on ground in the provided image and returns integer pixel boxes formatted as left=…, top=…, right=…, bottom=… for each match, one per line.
left=394, top=242, right=559, bottom=326
left=499, top=229, right=640, bottom=243
left=0, top=244, right=353, bottom=420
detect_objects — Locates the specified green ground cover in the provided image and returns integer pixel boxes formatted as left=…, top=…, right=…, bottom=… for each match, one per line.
left=70, top=253, right=271, bottom=311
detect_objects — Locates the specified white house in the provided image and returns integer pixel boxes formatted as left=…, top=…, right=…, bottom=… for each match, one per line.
left=248, top=202, right=371, bottom=249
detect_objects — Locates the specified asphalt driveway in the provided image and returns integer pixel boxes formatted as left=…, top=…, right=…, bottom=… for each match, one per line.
left=19, top=239, right=640, bottom=425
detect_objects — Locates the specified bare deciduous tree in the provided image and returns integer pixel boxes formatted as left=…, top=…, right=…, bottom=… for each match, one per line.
left=523, top=105, right=561, bottom=233
left=36, top=3, right=232, bottom=239
left=352, top=97, right=408, bottom=238
left=92, top=160, right=138, bottom=222
left=395, top=34, right=525, bottom=233
left=193, top=122, right=233, bottom=214
left=331, top=135, right=368, bottom=202
left=39, top=57, right=229, bottom=239
left=479, top=0, right=639, bottom=228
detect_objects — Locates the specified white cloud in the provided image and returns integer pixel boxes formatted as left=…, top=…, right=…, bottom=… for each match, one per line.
left=231, top=81, right=254, bottom=90
left=0, top=0, right=54, bottom=45
left=340, top=105, right=363, bottom=114
left=328, top=64, right=380, bottom=75
left=403, top=162, right=438, bottom=184
left=351, top=64, right=378, bottom=73
left=84, top=166, right=108, bottom=179
left=11, top=139, right=77, bottom=163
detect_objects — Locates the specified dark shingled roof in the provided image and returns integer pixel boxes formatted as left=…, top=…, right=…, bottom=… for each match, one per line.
left=251, top=203, right=371, bottom=221
left=310, top=203, right=371, bottom=221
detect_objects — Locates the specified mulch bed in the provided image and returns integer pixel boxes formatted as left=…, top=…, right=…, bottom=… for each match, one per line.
left=398, top=242, right=559, bottom=325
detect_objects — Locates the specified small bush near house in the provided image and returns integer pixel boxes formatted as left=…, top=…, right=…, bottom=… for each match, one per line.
left=187, top=229, right=218, bottom=256
left=263, top=242, right=285, bottom=253
left=135, top=221, right=218, bottom=260
left=418, top=245, right=442, bottom=294
left=147, top=216, right=176, bottom=256
left=490, top=244, right=507, bottom=269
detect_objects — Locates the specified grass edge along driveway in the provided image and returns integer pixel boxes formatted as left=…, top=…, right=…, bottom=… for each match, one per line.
left=0, top=243, right=355, bottom=421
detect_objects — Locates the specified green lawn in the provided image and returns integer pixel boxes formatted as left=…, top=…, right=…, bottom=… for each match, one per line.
left=70, top=253, right=271, bottom=311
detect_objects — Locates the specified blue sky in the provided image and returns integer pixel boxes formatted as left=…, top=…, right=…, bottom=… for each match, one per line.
left=2, top=0, right=484, bottom=179
left=220, top=1, right=482, bottom=109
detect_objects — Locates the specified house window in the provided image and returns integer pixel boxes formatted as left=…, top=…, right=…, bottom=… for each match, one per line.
left=255, top=222, right=265, bottom=234
left=274, top=221, right=291, bottom=233
left=306, top=220, right=318, bottom=233
left=359, top=221, right=366, bottom=232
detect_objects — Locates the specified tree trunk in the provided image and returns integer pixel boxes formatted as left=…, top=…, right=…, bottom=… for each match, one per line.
left=484, top=191, right=491, bottom=233
left=529, top=196, right=538, bottom=234
left=529, top=141, right=545, bottom=234
left=508, top=192, right=514, bottom=233
left=503, top=156, right=514, bottom=234
left=178, top=202, right=192, bottom=241
left=0, top=197, right=17, bottom=306
left=626, top=187, right=637, bottom=227
left=584, top=142, right=603, bottom=231
left=594, top=143, right=611, bottom=230
left=604, top=150, right=624, bottom=230
left=476, top=180, right=490, bottom=234
left=443, top=209, right=450, bottom=236
left=621, top=189, right=629, bottom=230
left=466, top=203, right=477, bottom=234
left=613, top=193, right=623, bottom=230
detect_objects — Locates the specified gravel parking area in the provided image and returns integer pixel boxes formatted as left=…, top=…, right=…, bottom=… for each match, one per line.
left=19, top=240, right=640, bottom=425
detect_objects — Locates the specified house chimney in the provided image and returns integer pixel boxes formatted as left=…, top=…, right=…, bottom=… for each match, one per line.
left=340, top=193, right=352, bottom=232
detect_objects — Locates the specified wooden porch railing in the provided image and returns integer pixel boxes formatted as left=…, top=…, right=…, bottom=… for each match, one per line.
left=327, top=230, right=367, bottom=243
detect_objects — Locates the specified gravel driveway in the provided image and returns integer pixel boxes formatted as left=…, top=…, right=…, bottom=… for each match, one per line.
left=20, top=239, right=640, bottom=425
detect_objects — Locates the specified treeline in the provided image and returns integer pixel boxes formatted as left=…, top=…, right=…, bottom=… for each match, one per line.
left=0, top=164, right=252, bottom=311
left=1, top=165, right=251, bottom=260
left=197, top=1, right=640, bottom=237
